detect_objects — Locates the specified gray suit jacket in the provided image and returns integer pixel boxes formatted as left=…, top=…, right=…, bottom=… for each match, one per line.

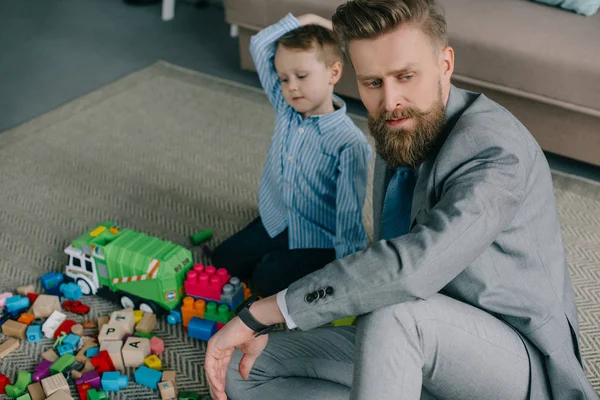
left=286, top=86, right=598, bottom=399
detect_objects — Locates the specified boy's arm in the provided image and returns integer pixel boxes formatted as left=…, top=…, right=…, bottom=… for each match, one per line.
left=334, top=142, right=372, bottom=258
left=249, top=14, right=300, bottom=110
left=249, top=14, right=332, bottom=110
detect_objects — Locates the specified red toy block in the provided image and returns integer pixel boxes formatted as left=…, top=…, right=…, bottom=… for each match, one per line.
left=77, top=382, right=92, bottom=400
left=26, top=292, right=39, bottom=305
left=216, top=322, right=225, bottom=331
left=54, top=319, right=77, bottom=340
left=0, top=373, right=9, bottom=394
left=184, top=264, right=230, bottom=301
left=91, top=350, right=116, bottom=374
left=149, top=337, right=164, bottom=356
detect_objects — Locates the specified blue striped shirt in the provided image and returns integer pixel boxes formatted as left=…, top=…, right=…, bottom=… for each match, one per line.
left=250, top=14, right=372, bottom=259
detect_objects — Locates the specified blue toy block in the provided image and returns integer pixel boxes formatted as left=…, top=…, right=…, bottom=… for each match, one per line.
left=86, top=347, right=100, bottom=357
left=6, top=296, right=30, bottom=313
left=57, top=344, right=74, bottom=356
left=134, top=366, right=162, bottom=389
left=41, top=272, right=64, bottom=296
left=63, top=333, right=80, bottom=349
left=187, top=317, right=217, bottom=341
left=220, top=279, right=244, bottom=311
left=101, top=371, right=129, bottom=391
left=59, top=282, right=82, bottom=301
left=26, top=325, right=43, bottom=343
left=167, top=310, right=182, bottom=325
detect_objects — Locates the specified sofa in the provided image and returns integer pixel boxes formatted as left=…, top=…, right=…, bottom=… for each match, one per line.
left=223, top=0, right=600, bottom=166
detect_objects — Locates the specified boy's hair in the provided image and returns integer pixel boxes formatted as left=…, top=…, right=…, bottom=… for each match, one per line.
left=332, top=0, right=447, bottom=58
left=276, top=24, right=344, bottom=66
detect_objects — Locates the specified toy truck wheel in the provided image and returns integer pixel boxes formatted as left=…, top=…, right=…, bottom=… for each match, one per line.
left=120, top=295, right=137, bottom=310
left=139, top=301, right=159, bottom=315
left=76, top=279, right=93, bottom=295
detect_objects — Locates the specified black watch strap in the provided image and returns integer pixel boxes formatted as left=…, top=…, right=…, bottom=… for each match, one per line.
left=236, top=296, right=274, bottom=336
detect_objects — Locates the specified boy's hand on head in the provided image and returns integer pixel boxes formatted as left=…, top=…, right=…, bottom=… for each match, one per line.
left=297, top=13, right=333, bottom=31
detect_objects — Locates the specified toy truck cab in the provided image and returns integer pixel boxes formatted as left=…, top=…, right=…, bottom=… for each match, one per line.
left=65, top=245, right=100, bottom=295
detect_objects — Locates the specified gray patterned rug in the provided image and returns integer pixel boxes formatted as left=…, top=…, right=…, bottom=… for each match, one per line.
left=0, top=61, right=598, bottom=397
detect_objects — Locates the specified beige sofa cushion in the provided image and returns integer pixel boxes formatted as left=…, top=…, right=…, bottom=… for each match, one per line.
left=225, top=0, right=600, bottom=114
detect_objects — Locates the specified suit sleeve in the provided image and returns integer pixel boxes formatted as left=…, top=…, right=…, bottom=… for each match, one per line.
left=285, top=134, right=528, bottom=330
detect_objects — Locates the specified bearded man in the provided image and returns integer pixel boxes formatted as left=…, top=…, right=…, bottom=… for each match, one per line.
left=203, top=0, right=597, bottom=399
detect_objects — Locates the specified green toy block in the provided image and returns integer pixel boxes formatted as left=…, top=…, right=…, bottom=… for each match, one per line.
left=331, top=316, right=357, bottom=327
left=50, top=353, right=75, bottom=375
left=178, top=392, right=200, bottom=400
left=204, top=302, right=234, bottom=324
left=134, top=331, right=156, bottom=339
left=5, top=371, right=32, bottom=398
left=88, top=389, right=108, bottom=400
left=190, top=229, right=213, bottom=246
left=17, top=393, right=32, bottom=400
left=200, top=396, right=212, bottom=400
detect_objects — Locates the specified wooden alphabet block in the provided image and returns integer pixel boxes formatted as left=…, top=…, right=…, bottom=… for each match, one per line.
left=99, top=340, right=124, bottom=371
left=135, top=313, right=157, bottom=333
left=2, top=320, right=27, bottom=339
left=0, top=337, right=20, bottom=359
left=122, top=336, right=150, bottom=367
left=98, top=323, right=124, bottom=342
left=109, top=309, right=135, bottom=334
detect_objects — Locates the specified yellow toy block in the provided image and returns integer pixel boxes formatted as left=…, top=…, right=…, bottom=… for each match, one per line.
left=144, top=354, right=162, bottom=370
left=133, top=310, right=143, bottom=324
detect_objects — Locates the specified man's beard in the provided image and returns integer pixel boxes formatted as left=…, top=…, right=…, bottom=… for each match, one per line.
left=368, top=86, right=446, bottom=168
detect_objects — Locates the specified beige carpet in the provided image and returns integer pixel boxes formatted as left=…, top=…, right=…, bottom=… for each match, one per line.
left=0, top=61, right=598, bottom=396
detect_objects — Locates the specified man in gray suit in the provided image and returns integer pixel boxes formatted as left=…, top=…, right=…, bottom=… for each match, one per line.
left=204, top=0, right=598, bottom=399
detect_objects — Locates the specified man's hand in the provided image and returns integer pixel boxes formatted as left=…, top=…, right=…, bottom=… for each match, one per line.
left=297, top=13, right=333, bottom=31
left=205, top=295, right=285, bottom=400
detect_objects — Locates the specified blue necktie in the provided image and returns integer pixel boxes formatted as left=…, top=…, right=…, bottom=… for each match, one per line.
left=381, top=167, right=416, bottom=240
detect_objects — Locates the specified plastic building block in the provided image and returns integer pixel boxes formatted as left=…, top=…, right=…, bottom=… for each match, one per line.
left=6, top=371, right=32, bottom=398
left=41, top=374, right=69, bottom=397
left=27, top=381, right=45, bottom=400
left=133, top=331, right=156, bottom=339
left=167, top=310, right=182, bottom=325
left=219, top=278, right=244, bottom=311
left=76, top=370, right=101, bottom=389
left=90, top=350, right=116, bottom=374
left=99, top=340, right=124, bottom=371
left=87, top=389, right=108, bottom=400
left=178, top=392, right=201, bottom=400
left=54, top=319, right=76, bottom=340
left=144, top=354, right=162, bottom=370
left=0, top=373, right=10, bottom=394
left=18, top=313, right=35, bottom=326
left=59, top=282, right=82, bottom=301
left=133, top=310, right=143, bottom=323
left=50, top=353, right=75, bottom=375
left=134, top=366, right=162, bottom=389
left=62, top=300, right=90, bottom=315
left=77, top=382, right=92, bottom=400
left=57, top=344, right=74, bottom=357
left=0, top=292, right=13, bottom=308
left=101, top=371, right=128, bottom=391
left=122, top=337, right=151, bottom=367
left=187, top=317, right=217, bottom=341
left=85, top=347, right=99, bottom=357
left=158, top=380, right=176, bottom=399
left=241, top=282, right=252, bottom=300
left=41, top=272, right=64, bottom=296
left=181, top=297, right=204, bottom=329
left=26, top=292, right=39, bottom=306
left=2, top=319, right=27, bottom=339
left=109, top=309, right=135, bottom=334
left=26, top=325, right=43, bottom=343
left=135, top=313, right=157, bottom=334
left=189, top=229, right=213, bottom=246
left=42, top=310, right=67, bottom=338
left=149, top=336, right=164, bottom=356
left=184, top=264, right=230, bottom=301
left=98, top=323, right=124, bottom=342
left=6, top=295, right=30, bottom=313
left=17, top=392, right=32, bottom=400
left=203, top=302, right=234, bottom=325
left=33, top=359, right=53, bottom=382
left=63, top=333, right=80, bottom=349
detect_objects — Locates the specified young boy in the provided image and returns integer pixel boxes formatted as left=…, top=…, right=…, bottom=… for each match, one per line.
left=211, top=13, right=371, bottom=297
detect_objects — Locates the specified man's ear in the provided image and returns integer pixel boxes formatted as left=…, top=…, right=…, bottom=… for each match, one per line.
left=329, top=61, right=343, bottom=85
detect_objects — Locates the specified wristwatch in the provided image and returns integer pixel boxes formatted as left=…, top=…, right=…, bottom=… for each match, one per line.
left=236, top=295, right=275, bottom=336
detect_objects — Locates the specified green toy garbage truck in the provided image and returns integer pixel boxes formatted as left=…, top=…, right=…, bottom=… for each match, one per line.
left=64, top=222, right=193, bottom=314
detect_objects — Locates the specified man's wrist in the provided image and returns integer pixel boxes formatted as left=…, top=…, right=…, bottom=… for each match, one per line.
left=248, top=295, right=285, bottom=326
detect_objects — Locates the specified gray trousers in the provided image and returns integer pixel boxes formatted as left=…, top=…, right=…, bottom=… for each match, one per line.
left=225, top=293, right=545, bottom=399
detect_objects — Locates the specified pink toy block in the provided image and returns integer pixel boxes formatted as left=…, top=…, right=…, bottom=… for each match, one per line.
left=149, top=337, right=164, bottom=356
left=0, top=292, right=13, bottom=308
left=184, top=264, right=230, bottom=301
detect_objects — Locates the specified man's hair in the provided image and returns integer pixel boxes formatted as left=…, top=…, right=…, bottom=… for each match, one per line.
left=276, top=24, right=344, bottom=66
left=332, top=0, right=447, bottom=57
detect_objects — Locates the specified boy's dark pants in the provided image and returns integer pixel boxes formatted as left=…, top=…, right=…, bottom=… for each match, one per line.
left=211, top=217, right=335, bottom=297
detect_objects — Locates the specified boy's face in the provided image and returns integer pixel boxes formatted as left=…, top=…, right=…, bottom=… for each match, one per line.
left=274, top=45, right=339, bottom=116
